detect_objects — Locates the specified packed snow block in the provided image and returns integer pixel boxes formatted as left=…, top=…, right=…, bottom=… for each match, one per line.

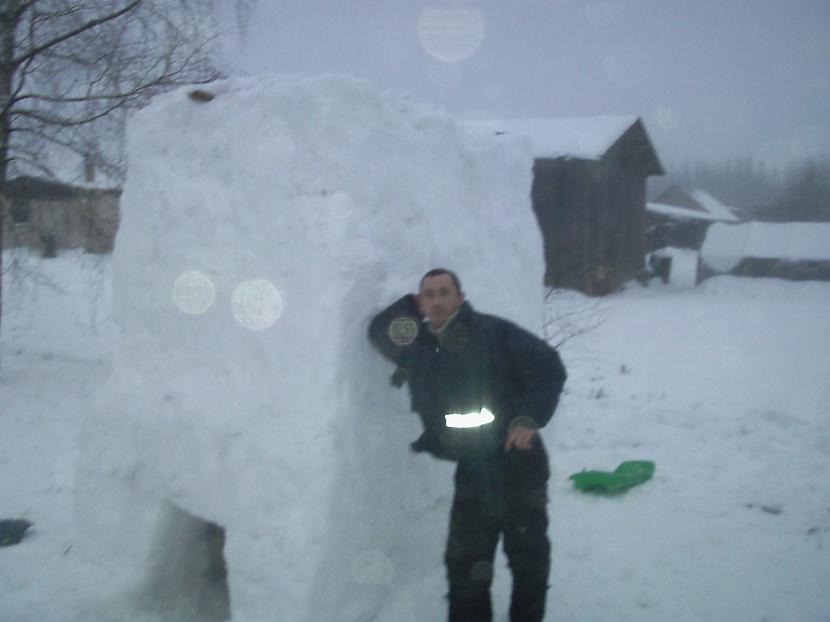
left=77, top=75, right=543, bottom=622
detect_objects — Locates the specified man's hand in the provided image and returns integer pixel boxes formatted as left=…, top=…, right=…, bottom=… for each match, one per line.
left=504, top=420, right=538, bottom=451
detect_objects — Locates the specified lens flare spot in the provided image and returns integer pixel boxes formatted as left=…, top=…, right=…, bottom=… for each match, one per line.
left=351, top=550, right=394, bottom=585
left=231, top=279, right=283, bottom=330
left=173, top=270, right=216, bottom=315
left=418, top=8, right=485, bottom=63
left=389, top=316, right=419, bottom=346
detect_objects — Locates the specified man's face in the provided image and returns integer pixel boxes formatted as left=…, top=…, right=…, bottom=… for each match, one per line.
left=417, top=273, right=465, bottom=329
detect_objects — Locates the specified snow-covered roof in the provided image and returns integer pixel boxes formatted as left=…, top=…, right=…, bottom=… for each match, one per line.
left=689, top=190, right=739, bottom=222
left=647, top=186, right=738, bottom=222
left=647, top=201, right=725, bottom=222
left=701, top=222, right=830, bottom=272
left=465, top=115, right=639, bottom=160
left=4, top=175, right=120, bottom=200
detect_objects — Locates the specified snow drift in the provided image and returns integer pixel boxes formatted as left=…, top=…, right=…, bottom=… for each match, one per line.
left=701, top=221, right=830, bottom=273
left=77, top=75, right=542, bottom=621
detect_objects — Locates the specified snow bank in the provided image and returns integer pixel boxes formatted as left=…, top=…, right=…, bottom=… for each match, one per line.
left=77, top=75, right=541, bottom=622
left=1, top=248, right=112, bottom=359
left=697, top=274, right=830, bottom=301
left=701, top=221, right=830, bottom=272
left=5, top=243, right=830, bottom=621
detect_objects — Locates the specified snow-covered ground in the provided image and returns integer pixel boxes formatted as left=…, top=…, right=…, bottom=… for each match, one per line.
left=2, top=73, right=829, bottom=622
left=2, top=248, right=829, bottom=622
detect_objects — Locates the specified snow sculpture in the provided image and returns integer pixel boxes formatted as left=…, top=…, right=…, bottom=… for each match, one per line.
left=78, top=75, right=543, bottom=622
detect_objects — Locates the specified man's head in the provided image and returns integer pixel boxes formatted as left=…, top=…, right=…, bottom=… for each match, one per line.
left=417, top=268, right=465, bottom=329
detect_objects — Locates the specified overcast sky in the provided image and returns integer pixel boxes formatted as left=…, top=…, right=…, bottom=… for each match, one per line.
left=224, top=0, right=830, bottom=170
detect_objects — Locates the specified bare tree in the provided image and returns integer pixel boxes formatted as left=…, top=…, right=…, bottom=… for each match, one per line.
left=542, top=286, right=607, bottom=350
left=0, top=0, right=253, bottom=368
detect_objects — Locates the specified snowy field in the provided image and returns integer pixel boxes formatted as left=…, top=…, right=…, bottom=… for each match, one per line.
left=2, top=249, right=829, bottom=622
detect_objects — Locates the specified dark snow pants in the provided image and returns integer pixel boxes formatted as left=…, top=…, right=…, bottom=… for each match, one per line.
left=444, top=438, right=551, bottom=622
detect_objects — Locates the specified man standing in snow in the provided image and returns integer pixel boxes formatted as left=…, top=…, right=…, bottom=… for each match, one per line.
left=368, top=268, right=566, bottom=622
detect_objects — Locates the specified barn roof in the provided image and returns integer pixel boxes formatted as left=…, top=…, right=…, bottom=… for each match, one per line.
left=466, top=115, right=663, bottom=175
left=701, top=221, right=830, bottom=272
left=648, top=186, right=739, bottom=222
left=466, top=115, right=635, bottom=157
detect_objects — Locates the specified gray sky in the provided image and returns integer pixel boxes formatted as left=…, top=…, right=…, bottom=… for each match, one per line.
left=225, top=0, right=830, bottom=170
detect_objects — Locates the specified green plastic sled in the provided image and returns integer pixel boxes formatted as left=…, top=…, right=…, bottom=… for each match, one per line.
left=570, top=460, right=655, bottom=494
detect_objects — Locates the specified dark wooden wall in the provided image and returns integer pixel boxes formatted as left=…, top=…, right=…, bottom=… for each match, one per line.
left=532, top=155, right=649, bottom=295
left=2, top=177, right=121, bottom=254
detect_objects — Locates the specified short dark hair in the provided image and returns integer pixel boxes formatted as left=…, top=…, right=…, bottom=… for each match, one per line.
left=420, top=268, right=462, bottom=293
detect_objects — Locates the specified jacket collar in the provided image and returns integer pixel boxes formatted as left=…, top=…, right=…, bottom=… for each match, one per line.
left=425, top=301, right=474, bottom=344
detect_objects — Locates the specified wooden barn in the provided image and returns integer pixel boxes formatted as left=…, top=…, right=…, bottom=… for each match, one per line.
left=1, top=176, right=120, bottom=255
left=699, top=221, right=830, bottom=283
left=470, top=116, right=664, bottom=295
left=646, top=185, right=739, bottom=252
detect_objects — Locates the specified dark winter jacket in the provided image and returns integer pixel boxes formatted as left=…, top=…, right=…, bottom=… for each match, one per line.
left=368, top=295, right=567, bottom=461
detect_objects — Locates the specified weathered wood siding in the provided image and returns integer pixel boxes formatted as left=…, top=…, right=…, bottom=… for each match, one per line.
left=532, top=155, right=649, bottom=295
left=2, top=180, right=120, bottom=254
left=529, top=119, right=661, bottom=295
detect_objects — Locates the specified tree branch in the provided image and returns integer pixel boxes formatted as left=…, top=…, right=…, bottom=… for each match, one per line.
left=13, top=100, right=128, bottom=127
left=12, top=0, right=142, bottom=68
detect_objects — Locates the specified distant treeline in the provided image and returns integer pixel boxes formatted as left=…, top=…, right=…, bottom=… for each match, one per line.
left=649, top=157, right=830, bottom=222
